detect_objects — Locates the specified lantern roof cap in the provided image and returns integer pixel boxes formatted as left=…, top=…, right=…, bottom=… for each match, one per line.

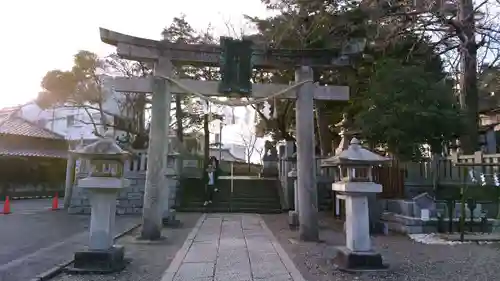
left=321, top=138, right=390, bottom=167
left=70, top=130, right=130, bottom=160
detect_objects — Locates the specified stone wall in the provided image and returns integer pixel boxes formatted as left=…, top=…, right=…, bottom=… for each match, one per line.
left=68, top=151, right=182, bottom=215
left=68, top=172, right=179, bottom=215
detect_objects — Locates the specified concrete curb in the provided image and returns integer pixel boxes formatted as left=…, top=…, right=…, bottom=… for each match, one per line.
left=29, top=223, right=142, bottom=281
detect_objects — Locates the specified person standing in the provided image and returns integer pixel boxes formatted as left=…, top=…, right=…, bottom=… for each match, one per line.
left=210, top=156, right=220, bottom=192
left=204, top=164, right=215, bottom=206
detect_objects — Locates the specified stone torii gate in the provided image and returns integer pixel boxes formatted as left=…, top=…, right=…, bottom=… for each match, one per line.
left=100, top=28, right=362, bottom=241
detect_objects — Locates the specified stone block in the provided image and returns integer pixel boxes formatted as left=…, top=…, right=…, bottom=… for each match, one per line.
left=117, top=200, right=131, bottom=208
left=251, top=259, right=289, bottom=279
left=175, top=263, right=215, bottom=280
left=127, top=192, right=142, bottom=200
left=133, top=208, right=142, bottom=214
left=69, top=245, right=126, bottom=273
left=116, top=208, right=126, bottom=215
left=129, top=199, right=142, bottom=207
left=68, top=207, right=84, bottom=214
left=83, top=207, right=92, bottom=214
left=215, top=269, right=252, bottom=281
left=184, top=243, right=218, bottom=263
left=288, top=211, right=299, bottom=229
left=71, top=199, right=82, bottom=206
left=333, top=246, right=387, bottom=272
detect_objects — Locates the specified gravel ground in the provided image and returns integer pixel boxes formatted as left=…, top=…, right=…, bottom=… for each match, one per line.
left=262, top=212, right=500, bottom=281
left=51, top=213, right=202, bottom=281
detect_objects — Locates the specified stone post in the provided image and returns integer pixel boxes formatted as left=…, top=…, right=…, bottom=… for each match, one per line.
left=288, top=167, right=299, bottom=229
left=63, top=153, right=75, bottom=209
left=141, top=58, right=172, bottom=240
left=163, top=151, right=181, bottom=227
left=283, top=141, right=295, bottom=209
left=295, top=66, right=319, bottom=241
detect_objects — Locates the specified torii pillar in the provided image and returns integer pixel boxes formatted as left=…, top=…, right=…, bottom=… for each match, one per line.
left=99, top=28, right=354, bottom=241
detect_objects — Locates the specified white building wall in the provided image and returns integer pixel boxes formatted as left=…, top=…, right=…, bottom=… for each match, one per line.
left=16, top=75, right=131, bottom=141
left=210, top=105, right=265, bottom=163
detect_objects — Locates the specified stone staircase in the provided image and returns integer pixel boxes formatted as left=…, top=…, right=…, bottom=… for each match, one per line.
left=176, top=177, right=283, bottom=214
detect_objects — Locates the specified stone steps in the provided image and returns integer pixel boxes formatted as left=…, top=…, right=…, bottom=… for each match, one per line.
left=177, top=178, right=283, bottom=213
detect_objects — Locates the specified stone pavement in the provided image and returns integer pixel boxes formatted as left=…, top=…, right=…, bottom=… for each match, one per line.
left=161, top=213, right=306, bottom=281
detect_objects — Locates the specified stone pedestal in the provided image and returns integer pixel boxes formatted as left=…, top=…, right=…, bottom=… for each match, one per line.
left=73, top=245, right=126, bottom=273
left=68, top=177, right=129, bottom=273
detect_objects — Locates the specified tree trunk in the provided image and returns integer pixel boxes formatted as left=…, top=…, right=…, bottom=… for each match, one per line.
left=175, top=94, right=183, bottom=142
left=312, top=68, right=332, bottom=156
left=315, top=104, right=333, bottom=156
left=204, top=113, right=210, bottom=168
left=458, top=0, right=479, bottom=154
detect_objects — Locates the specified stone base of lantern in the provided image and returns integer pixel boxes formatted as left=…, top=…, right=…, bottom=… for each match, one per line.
left=68, top=245, right=127, bottom=274
left=163, top=209, right=182, bottom=227
left=288, top=210, right=299, bottom=230
left=334, top=247, right=387, bottom=272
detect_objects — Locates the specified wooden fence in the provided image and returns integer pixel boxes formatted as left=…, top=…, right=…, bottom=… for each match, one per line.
left=373, top=162, right=405, bottom=199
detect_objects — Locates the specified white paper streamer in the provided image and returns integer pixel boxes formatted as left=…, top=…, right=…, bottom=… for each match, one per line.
left=469, top=169, right=477, bottom=183
left=480, top=173, right=486, bottom=186
left=494, top=173, right=500, bottom=187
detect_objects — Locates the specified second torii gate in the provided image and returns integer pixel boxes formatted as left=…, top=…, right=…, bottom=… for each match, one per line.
left=100, top=28, right=362, bottom=241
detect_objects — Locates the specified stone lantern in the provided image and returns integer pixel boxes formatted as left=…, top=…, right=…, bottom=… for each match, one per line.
left=68, top=133, right=131, bottom=273
left=324, top=138, right=390, bottom=271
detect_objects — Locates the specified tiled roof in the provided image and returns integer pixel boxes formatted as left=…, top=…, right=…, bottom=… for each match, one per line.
left=0, top=115, right=63, bottom=140
left=0, top=148, right=67, bottom=159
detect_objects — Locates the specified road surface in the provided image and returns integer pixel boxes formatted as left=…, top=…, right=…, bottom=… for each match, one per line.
left=0, top=199, right=140, bottom=281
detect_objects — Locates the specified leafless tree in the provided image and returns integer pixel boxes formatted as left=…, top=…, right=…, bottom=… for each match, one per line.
left=238, top=125, right=261, bottom=170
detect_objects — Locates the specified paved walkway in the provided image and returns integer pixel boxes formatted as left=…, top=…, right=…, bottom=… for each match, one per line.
left=161, top=213, right=305, bottom=281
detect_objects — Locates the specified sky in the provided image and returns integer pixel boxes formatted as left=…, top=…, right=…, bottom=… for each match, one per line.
left=0, top=0, right=274, bottom=108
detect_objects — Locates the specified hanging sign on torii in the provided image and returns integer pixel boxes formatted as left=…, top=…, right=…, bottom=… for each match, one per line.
left=100, top=27, right=364, bottom=241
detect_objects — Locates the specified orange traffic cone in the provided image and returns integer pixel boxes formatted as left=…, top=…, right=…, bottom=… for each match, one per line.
left=51, top=193, right=59, bottom=211
left=2, top=196, right=11, bottom=214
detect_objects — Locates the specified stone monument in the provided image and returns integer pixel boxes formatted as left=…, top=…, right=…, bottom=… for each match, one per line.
left=324, top=138, right=390, bottom=271
left=67, top=133, right=131, bottom=273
